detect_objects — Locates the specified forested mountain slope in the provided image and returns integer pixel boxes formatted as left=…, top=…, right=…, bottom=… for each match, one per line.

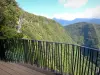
left=64, top=22, right=100, bottom=48
left=21, top=11, right=74, bottom=43
left=0, top=0, right=74, bottom=43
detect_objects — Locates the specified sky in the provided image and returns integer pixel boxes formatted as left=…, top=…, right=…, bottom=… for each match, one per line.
left=16, top=0, right=100, bottom=20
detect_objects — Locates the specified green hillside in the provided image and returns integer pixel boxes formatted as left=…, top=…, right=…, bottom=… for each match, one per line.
left=21, top=11, right=73, bottom=43
left=64, top=22, right=100, bottom=48
left=0, top=0, right=74, bottom=43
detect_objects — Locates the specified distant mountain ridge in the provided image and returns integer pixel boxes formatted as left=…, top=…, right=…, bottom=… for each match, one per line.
left=53, top=18, right=100, bottom=26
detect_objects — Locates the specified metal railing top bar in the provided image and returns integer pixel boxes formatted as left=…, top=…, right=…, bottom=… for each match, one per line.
left=32, top=40, right=100, bottom=51
left=8, top=38, right=100, bottom=51
left=1, top=38, right=100, bottom=51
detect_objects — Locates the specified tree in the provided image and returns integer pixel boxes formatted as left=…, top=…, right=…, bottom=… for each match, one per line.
left=0, top=0, right=23, bottom=38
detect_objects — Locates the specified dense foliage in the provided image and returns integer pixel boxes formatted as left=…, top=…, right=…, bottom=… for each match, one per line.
left=0, top=0, right=23, bottom=38
left=64, top=22, right=100, bottom=48
left=0, top=0, right=74, bottom=43
left=20, top=11, right=74, bottom=43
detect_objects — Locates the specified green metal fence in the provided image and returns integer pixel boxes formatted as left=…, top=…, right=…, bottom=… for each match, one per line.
left=0, top=39, right=100, bottom=75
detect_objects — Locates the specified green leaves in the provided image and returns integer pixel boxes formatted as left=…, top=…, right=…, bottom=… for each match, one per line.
left=0, top=26, right=23, bottom=38
left=0, top=0, right=23, bottom=38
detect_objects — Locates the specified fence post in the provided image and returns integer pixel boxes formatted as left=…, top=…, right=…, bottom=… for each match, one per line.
left=0, top=39, right=6, bottom=61
left=23, top=39, right=28, bottom=63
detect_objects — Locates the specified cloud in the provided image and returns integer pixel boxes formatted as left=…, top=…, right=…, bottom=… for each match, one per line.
left=53, top=6, right=100, bottom=20
left=59, top=0, right=88, bottom=8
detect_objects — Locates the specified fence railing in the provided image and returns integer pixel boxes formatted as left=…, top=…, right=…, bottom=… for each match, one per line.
left=0, top=38, right=100, bottom=75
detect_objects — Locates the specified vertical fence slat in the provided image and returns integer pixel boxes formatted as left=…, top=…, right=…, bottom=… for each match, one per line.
left=81, top=47, right=85, bottom=75
left=87, top=49, right=91, bottom=75
left=79, top=46, right=82, bottom=75
left=94, top=51, right=99, bottom=75
left=83, top=48, right=89, bottom=75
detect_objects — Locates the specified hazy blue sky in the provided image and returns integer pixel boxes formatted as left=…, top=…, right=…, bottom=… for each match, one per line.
left=16, top=0, right=100, bottom=20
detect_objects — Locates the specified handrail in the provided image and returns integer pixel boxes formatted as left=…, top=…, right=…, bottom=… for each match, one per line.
left=3, top=38, right=99, bottom=51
